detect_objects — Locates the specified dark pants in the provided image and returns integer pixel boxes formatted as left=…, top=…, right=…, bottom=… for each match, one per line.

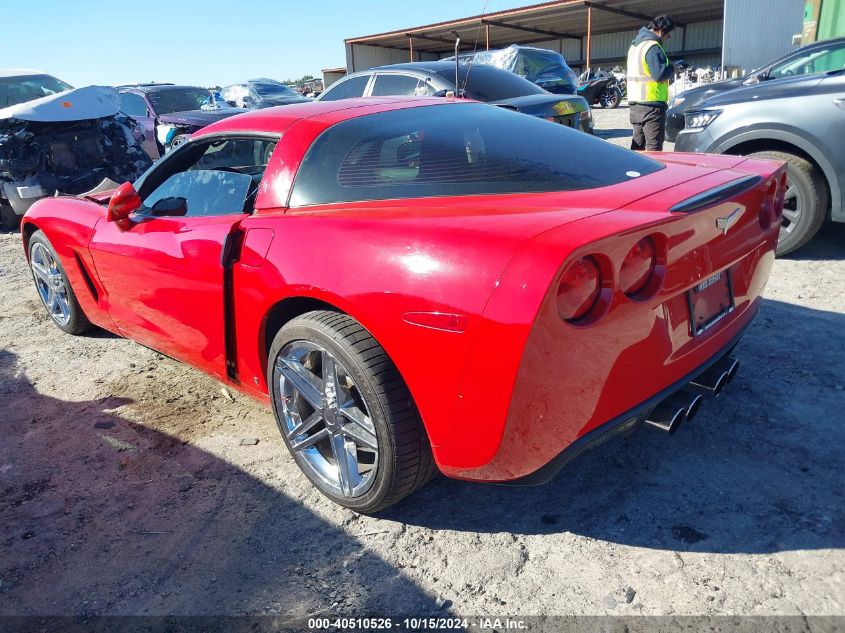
left=630, top=103, right=667, bottom=151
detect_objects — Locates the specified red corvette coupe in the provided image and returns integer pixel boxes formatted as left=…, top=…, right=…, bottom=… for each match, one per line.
left=21, top=97, right=785, bottom=512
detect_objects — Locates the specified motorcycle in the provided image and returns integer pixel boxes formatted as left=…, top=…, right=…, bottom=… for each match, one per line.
left=610, top=66, right=627, bottom=99
left=577, top=74, right=623, bottom=109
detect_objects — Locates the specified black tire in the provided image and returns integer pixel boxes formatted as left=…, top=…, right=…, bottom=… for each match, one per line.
left=599, top=86, right=622, bottom=109
left=268, top=311, right=437, bottom=513
left=28, top=230, right=92, bottom=335
left=0, top=205, right=20, bottom=232
left=749, top=151, right=828, bottom=256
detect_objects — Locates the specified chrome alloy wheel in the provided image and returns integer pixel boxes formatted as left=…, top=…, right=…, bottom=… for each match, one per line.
left=30, top=242, right=71, bottom=327
left=274, top=341, right=379, bottom=498
left=780, top=179, right=803, bottom=242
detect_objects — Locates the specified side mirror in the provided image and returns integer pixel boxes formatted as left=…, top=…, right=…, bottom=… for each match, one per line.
left=150, top=196, right=188, bottom=217
left=107, top=182, right=141, bottom=222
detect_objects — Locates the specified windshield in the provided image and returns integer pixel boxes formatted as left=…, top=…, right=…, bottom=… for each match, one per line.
left=252, top=83, right=301, bottom=98
left=432, top=65, right=547, bottom=101
left=147, top=87, right=215, bottom=114
left=0, top=74, right=73, bottom=108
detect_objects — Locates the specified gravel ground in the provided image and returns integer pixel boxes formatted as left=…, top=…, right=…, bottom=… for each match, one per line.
left=0, top=106, right=843, bottom=620
left=592, top=102, right=675, bottom=151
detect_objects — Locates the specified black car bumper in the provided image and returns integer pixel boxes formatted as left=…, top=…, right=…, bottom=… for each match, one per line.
left=665, top=107, right=685, bottom=142
left=673, top=126, right=716, bottom=153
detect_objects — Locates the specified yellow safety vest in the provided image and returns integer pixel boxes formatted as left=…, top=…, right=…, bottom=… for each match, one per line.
left=627, top=39, right=669, bottom=104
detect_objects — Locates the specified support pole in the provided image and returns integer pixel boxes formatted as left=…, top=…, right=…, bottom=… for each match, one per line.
left=586, top=5, right=592, bottom=75
left=409, top=36, right=414, bottom=62
left=486, top=23, right=490, bottom=50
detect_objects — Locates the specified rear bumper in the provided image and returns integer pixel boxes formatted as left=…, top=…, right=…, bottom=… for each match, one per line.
left=502, top=313, right=754, bottom=485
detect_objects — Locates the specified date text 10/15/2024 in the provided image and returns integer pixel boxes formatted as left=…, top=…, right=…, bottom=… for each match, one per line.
left=307, top=617, right=527, bottom=630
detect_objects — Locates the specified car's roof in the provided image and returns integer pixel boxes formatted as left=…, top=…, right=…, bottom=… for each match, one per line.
left=798, top=36, right=845, bottom=50
left=374, top=61, right=468, bottom=73
left=0, top=68, right=50, bottom=78
left=699, top=68, right=841, bottom=109
left=120, top=84, right=208, bottom=92
left=194, top=96, right=463, bottom=137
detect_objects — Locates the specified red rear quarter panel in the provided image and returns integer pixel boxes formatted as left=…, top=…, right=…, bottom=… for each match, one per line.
left=233, top=199, right=598, bottom=447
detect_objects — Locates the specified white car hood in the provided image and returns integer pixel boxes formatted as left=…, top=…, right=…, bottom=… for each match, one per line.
left=0, top=85, right=120, bottom=122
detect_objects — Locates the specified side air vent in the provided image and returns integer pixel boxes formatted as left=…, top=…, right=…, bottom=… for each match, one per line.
left=669, top=175, right=762, bottom=213
left=74, top=252, right=99, bottom=301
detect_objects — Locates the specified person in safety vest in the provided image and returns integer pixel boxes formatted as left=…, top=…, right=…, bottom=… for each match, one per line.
left=627, top=15, right=676, bottom=151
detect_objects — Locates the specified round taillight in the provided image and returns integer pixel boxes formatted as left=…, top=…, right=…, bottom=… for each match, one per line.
left=620, top=237, right=656, bottom=296
left=557, top=256, right=601, bottom=321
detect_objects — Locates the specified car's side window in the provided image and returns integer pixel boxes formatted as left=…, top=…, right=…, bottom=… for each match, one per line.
left=807, top=44, right=845, bottom=74
left=770, top=44, right=845, bottom=78
left=137, top=137, right=278, bottom=218
left=120, top=92, right=148, bottom=117
left=370, top=74, right=422, bottom=96
left=319, top=75, right=370, bottom=101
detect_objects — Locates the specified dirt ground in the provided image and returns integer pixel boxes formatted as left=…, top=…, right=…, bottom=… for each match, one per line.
left=1, top=107, right=843, bottom=620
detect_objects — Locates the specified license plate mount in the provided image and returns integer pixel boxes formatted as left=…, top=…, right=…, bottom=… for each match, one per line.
left=688, top=269, right=735, bottom=337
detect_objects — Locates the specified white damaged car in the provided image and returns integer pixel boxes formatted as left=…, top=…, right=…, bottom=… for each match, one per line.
left=0, top=69, right=152, bottom=231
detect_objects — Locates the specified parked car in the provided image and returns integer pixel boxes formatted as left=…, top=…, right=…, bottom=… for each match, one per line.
left=117, top=84, right=246, bottom=160
left=317, top=61, right=593, bottom=133
left=220, top=79, right=310, bottom=109
left=674, top=68, right=845, bottom=255
left=22, top=97, right=784, bottom=512
left=667, top=37, right=845, bottom=141
left=0, top=69, right=152, bottom=231
left=451, top=44, right=579, bottom=95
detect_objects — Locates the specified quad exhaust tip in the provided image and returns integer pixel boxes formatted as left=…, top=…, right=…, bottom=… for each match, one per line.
left=689, top=357, right=740, bottom=397
left=644, top=390, right=701, bottom=434
left=644, top=357, right=738, bottom=434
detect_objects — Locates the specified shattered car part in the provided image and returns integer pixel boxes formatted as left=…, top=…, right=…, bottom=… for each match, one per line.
left=0, top=72, right=152, bottom=229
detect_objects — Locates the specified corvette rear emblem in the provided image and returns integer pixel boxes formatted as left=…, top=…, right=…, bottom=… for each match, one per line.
left=716, top=207, right=743, bottom=235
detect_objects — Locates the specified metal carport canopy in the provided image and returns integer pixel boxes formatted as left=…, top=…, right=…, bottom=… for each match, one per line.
left=345, top=0, right=724, bottom=53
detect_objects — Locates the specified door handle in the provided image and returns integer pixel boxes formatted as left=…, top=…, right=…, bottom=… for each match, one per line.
left=834, top=98, right=845, bottom=111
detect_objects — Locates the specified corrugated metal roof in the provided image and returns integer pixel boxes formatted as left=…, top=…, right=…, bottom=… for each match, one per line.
left=347, top=0, right=725, bottom=53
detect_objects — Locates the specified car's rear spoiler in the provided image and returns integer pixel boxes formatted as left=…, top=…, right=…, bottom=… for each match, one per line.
left=668, top=175, right=762, bottom=213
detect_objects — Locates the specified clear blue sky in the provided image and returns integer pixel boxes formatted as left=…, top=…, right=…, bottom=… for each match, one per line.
left=6, top=0, right=540, bottom=87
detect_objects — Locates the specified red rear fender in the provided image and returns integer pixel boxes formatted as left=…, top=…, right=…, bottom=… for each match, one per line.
left=232, top=213, right=523, bottom=446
